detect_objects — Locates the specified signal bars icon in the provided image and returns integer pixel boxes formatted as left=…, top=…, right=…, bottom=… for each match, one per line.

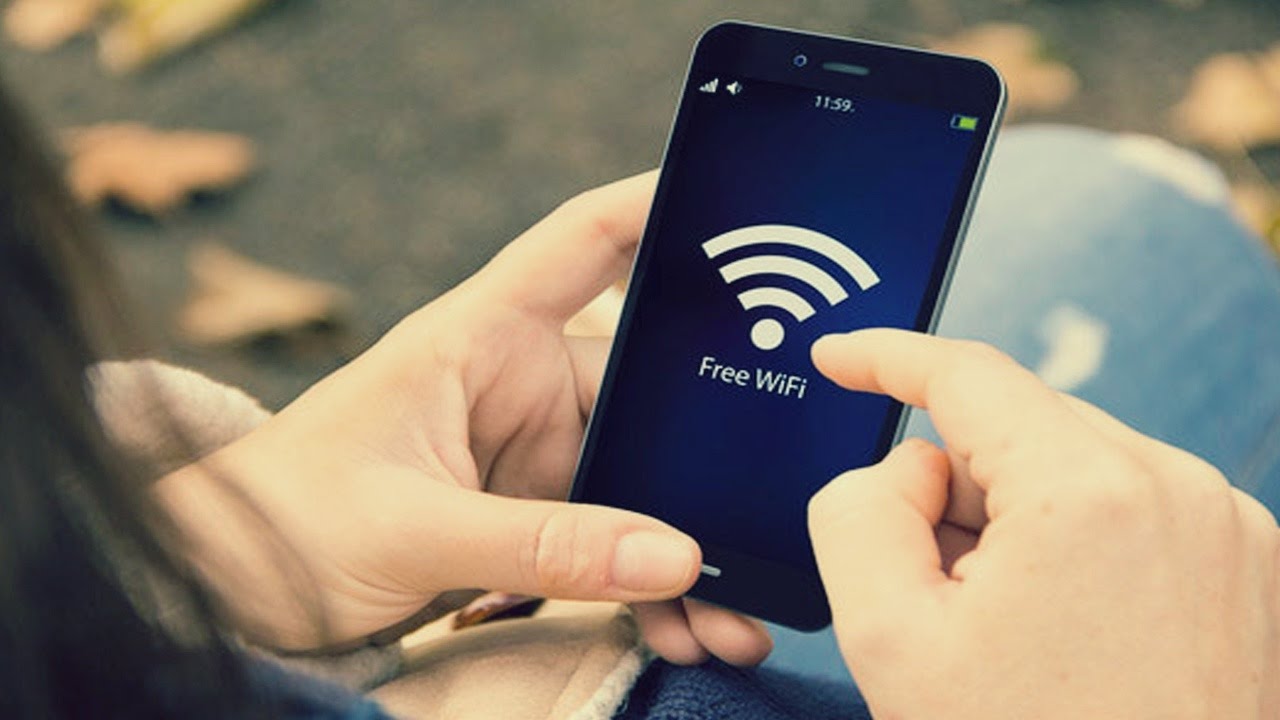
left=700, top=78, right=744, bottom=95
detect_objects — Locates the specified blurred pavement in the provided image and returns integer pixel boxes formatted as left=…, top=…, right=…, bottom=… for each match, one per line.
left=1, top=0, right=1276, bottom=406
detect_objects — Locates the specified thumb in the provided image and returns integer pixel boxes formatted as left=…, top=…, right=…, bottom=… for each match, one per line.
left=566, top=335, right=612, bottom=416
left=424, top=488, right=702, bottom=602
left=809, top=439, right=953, bottom=626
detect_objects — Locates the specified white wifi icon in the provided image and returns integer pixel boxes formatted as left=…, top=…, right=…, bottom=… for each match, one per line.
left=702, top=224, right=881, bottom=351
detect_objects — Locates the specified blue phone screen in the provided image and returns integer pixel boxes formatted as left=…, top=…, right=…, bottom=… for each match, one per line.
left=576, top=70, right=983, bottom=574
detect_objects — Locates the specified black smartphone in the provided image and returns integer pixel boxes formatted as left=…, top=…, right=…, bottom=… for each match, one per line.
left=570, top=21, right=1005, bottom=630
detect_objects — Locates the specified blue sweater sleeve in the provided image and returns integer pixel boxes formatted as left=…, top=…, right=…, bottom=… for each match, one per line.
left=616, top=659, right=872, bottom=720
left=245, top=657, right=395, bottom=720
left=246, top=651, right=872, bottom=719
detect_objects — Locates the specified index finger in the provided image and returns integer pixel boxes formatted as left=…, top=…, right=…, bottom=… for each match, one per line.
left=811, top=329, right=1101, bottom=495
left=476, top=171, right=657, bottom=324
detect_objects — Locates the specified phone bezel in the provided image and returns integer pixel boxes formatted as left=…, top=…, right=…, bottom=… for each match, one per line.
left=570, top=21, right=1006, bottom=631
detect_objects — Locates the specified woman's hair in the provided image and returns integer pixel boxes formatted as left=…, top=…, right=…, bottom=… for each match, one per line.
left=0, top=75, right=258, bottom=716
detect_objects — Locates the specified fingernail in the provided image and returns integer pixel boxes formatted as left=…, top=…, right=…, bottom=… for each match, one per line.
left=612, top=532, right=697, bottom=593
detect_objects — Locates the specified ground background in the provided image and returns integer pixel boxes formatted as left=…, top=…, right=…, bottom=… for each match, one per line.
left=1, top=0, right=1276, bottom=408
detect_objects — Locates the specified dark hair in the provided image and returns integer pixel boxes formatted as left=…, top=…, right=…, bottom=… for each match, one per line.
left=0, top=76, right=259, bottom=716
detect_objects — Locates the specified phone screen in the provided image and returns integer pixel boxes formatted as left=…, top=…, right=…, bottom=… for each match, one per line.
left=573, top=23, right=1002, bottom=628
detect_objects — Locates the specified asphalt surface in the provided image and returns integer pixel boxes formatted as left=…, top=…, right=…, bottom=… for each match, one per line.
left=1, top=0, right=1276, bottom=407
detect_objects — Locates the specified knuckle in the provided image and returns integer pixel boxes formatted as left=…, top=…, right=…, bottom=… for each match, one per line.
left=953, top=340, right=1017, bottom=373
left=896, top=436, right=937, bottom=460
left=1183, top=468, right=1235, bottom=508
left=1232, top=489, right=1280, bottom=537
left=810, top=441, right=943, bottom=535
left=1160, top=445, right=1231, bottom=489
left=1153, top=456, right=1238, bottom=522
left=890, top=438, right=948, bottom=481
left=526, top=509, right=596, bottom=595
left=554, top=188, right=620, bottom=248
left=807, top=484, right=844, bottom=536
left=1053, top=460, right=1155, bottom=520
left=808, top=470, right=867, bottom=531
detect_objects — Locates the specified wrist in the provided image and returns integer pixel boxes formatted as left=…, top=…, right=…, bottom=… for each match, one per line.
left=154, top=430, right=325, bottom=650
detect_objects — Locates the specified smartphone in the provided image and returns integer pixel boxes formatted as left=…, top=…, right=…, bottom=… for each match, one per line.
left=570, top=21, right=1005, bottom=630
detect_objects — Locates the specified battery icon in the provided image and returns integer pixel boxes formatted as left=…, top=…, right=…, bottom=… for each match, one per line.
left=950, top=114, right=979, bottom=131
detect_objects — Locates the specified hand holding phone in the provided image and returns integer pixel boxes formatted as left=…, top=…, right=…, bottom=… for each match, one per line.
left=572, top=22, right=1005, bottom=629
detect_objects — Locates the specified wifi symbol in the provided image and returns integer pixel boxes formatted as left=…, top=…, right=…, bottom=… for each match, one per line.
left=702, top=224, right=880, bottom=351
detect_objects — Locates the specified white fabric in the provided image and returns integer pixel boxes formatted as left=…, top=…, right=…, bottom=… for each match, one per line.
left=88, top=359, right=401, bottom=690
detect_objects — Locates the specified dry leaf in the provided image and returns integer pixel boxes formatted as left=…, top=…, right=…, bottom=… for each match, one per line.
left=179, top=243, right=349, bottom=346
left=452, top=592, right=544, bottom=630
left=62, top=123, right=255, bottom=215
left=1231, top=183, right=1280, bottom=250
left=3, top=0, right=104, bottom=51
left=99, top=0, right=269, bottom=73
left=931, top=23, right=1079, bottom=118
left=1171, top=51, right=1280, bottom=153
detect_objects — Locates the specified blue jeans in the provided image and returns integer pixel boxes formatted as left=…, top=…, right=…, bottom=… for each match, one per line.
left=763, top=124, right=1280, bottom=689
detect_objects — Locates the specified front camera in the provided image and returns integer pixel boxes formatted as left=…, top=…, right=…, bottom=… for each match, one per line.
left=792, top=53, right=808, bottom=68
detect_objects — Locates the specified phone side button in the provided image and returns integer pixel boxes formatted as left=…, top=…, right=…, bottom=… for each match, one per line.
left=700, top=563, right=723, bottom=578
